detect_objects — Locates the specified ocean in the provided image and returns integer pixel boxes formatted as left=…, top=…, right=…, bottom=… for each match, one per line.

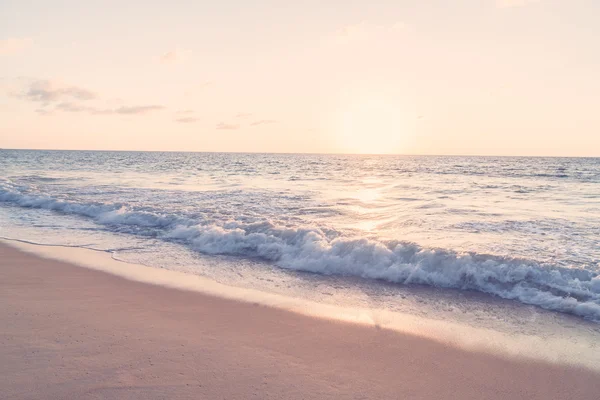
left=1, top=149, right=599, bottom=329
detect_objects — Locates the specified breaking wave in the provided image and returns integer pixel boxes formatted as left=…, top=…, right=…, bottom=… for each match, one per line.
left=2, top=184, right=599, bottom=321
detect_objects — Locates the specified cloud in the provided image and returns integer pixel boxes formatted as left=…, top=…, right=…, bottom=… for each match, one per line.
left=0, top=38, right=33, bottom=56
left=216, top=122, right=240, bottom=130
left=14, top=78, right=164, bottom=117
left=52, top=102, right=164, bottom=115
left=55, top=102, right=91, bottom=113
left=235, top=112, right=253, bottom=119
left=174, top=110, right=197, bottom=122
left=34, top=108, right=53, bottom=116
left=250, top=119, right=277, bottom=126
left=496, top=0, right=541, bottom=7
left=23, top=80, right=97, bottom=103
left=175, top=117, right=198, bottom=123
left=114, top=105, right=164, bottom=114
left=160, top=48, right=192, bottom=64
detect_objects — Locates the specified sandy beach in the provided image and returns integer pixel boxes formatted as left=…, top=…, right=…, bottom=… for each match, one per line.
left=1, top=242, right=599, bottom=400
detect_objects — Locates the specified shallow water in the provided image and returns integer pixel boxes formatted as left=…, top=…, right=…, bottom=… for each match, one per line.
left=1, top=149, right=599, bottom=323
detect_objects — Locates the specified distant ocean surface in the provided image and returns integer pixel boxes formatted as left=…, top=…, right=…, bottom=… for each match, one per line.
left=1, top=150, right=600, bottom=323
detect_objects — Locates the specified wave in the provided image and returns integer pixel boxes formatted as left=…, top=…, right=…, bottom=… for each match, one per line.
left=0, top=184, right=189, bottom=229
left=2, top=184, right=599, bottom=321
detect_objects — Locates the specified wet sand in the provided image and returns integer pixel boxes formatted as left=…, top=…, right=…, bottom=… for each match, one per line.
left=1, top=243, right=598, bottom=399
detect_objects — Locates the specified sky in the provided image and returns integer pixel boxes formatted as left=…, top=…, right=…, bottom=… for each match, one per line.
left=1, top=0, right=599, bottom=156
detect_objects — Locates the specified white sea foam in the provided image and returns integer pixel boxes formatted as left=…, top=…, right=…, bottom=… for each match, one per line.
left=2, top=183, right=599, bottom=322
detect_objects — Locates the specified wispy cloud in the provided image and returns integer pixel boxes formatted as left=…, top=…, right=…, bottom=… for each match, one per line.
left=174, top=109, right=197, bottom=122
left=55, top=102, right=91, bottom=113
left=0, top=38, right=33, bottom=56
left=216, top=122, right=240, bottom=130
left=235, top=112, right=253, bottom=119
left=34, top=108, right=53, bottom=116
left=114, top=105, right=164, bottom=115
left=15, top=79, right=165, bottom=116
left=160, top=48, right=192, bottom=64
left=250, top=119, right=277, bottom=126
left=51, top=102, right=164, bottom=115
left=496, top=0, right=541, bottom=7
left=175, top=117, right=198, bottom=123
left=24, top=80, right=96, bottom=103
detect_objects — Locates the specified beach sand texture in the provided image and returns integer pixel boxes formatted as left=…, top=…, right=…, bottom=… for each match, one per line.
left=1, top=243, right=599, bottom=400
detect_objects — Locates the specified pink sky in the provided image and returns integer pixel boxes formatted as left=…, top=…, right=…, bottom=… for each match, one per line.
left=1, top=0, right=599, bottom=156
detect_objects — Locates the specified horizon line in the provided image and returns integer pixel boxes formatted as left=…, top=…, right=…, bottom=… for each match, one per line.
left=0, top=147, right=598, bottom=159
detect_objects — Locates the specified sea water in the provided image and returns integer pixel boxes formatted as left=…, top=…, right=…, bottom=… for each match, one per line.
left=1, top=150, right=599, bottom=334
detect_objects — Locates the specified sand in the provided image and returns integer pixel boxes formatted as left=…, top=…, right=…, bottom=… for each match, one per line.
left=1, top=243, right=599, bottom=400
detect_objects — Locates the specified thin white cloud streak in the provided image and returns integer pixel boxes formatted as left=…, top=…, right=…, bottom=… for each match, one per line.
left=175, top=117, right=198, bottom=123
left=250, top=119, right=277, bottom=126
left=113, top=105, right=164, bottom=115
left=50, top=102, right=165, bottom=115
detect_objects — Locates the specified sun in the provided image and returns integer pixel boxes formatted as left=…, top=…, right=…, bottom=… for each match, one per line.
left=334, top=98, right=412, bottom=154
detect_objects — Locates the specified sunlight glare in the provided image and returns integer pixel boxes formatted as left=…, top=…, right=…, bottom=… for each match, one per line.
left=335, top=98, right=412, bottom=154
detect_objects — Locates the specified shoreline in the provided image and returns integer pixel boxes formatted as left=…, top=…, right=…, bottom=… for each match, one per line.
left=3, top=238, right=600, bottom=370
left=1, top=242, right=600, bottom=399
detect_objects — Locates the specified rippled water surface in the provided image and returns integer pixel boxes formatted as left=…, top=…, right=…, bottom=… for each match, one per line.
left=1, top=150, right=599, bottom=323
